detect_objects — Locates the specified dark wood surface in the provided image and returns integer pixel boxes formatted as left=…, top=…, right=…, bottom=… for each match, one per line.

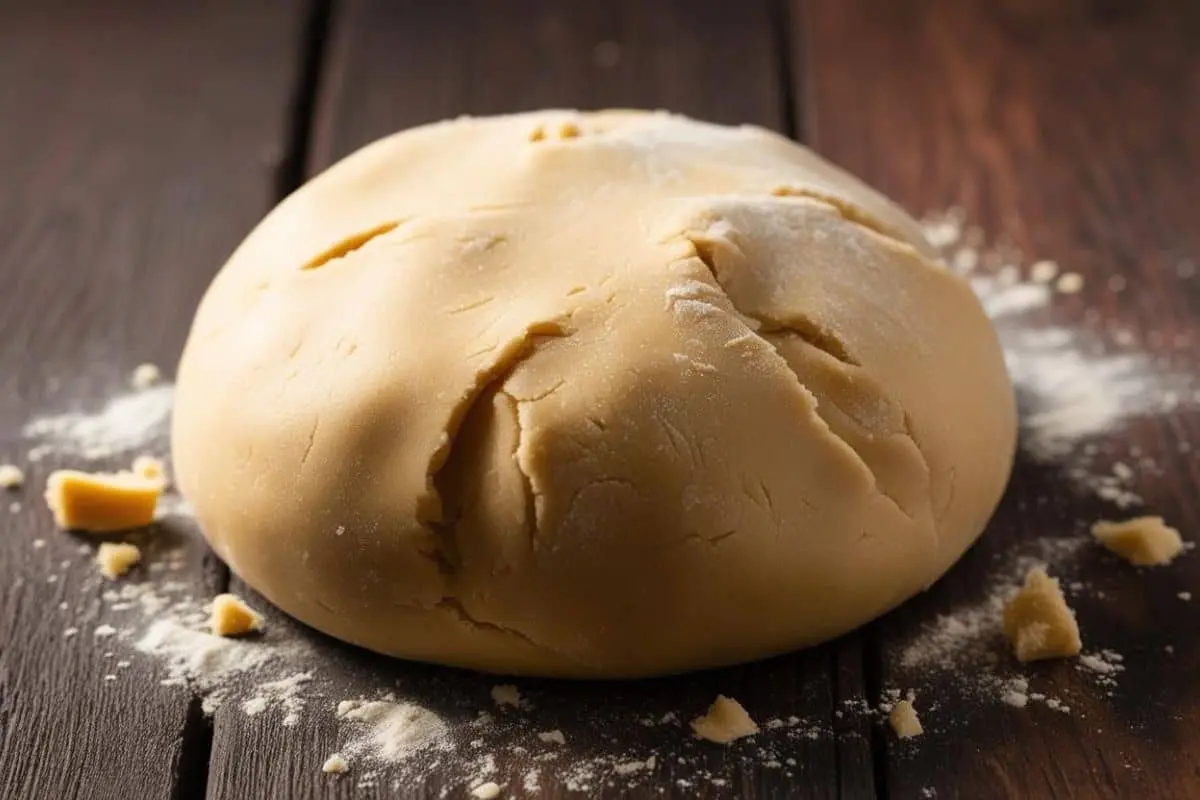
left=1, top=1, right=1196, bottom=798
left=0, top=2, right=307, bottom=799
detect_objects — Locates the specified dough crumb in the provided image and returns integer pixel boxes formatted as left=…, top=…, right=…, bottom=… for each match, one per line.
left=322, top=753, right=348, bottom=774
left=44, top=469, right=161, bottom=532
left=96, top=542, right=141, bottom=579
left=131, top=362, right=162, bottom=389
left=1002, top=567, right=1082, bottom=662
left=0, top=464, right=25, bottom=490
left=690, top=695, right=758, bottom=744
left=1055, top=272, right=1084, bottom=294
left=471, top=782, right=502, bottom=799
left=1091, top=516, right=1184, bottom=566
left=490, top=684, right=522, bottom=708
left=131, top=455, right=170, bottom=488
left=537, top=730, right=565, bottom=745
left=210, top=593, right=264, bottom=637
left=888, top=699, right=923, bottom=739
left=1029, top=259, right=1060, bottom=284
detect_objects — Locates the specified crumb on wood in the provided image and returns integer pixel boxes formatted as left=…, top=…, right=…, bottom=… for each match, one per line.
left=0, top=464, right=25, bottom=490
left=889, top=699, right=923, bottom=739
left=690, top=695, right=758, bottom=744
left=131, top=362, right=162, bottom=389
left=1091, top=516, right=1183, bottom=566
left=97, top=542, right=141, bottom=579
left=132, top=455, right=169, bottom=488
left=44, top=469, right=161, bottom=532
left=491, top=684, right=521, bottom=708
left=471, top=782, right=502, bottom=799
left=209, top=593, right=264, bottom=637
left=1002, top=567, right=1082, bottom=662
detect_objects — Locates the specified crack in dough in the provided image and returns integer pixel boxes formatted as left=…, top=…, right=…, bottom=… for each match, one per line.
left=424, top=326, right=571, bottom=577
left=676, top=236, right=928, bottom=523
left=433, top=597, right=589, bottom=668
left=301, top=220, right=404, bottom=270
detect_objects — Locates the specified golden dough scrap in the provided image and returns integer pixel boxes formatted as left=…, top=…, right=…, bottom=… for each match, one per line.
left=690, top=695, right=758, bottom=744
left=1002, top=567, right=1082, bottom=662
left=96, top=542, right=142, bottom=579
left=1091, top=516, right=1184, bottom=566
left=44, top=469, right=161, bottom=533
left=210, top=593, right=264, bottom=637
left=888, top=699, right=922, bottom=739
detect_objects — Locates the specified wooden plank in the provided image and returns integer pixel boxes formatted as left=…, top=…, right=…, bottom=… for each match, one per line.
left=0, top=3, right=306, bottom=799
left=207, top=1, right=874, bottom=798
left=799, top=0, right=1200, bottom=797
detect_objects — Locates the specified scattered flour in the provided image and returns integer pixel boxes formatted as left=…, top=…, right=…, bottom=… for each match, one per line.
left=1077, top=650, right=1125, bottom=691
left=240, top=671, right=313, bottom=725
left=23, top=384, right=175, bottom=461
left=136, top=619, right=294, bottom=713
left=922, top=210, right=1193, bottom=504
left=335, top=698, right=451, bottom=763
left=523, top=768, right=541, bottom=792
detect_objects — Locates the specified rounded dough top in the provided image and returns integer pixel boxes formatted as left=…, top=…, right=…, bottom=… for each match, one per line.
left=173, top=110, right=1016, bottom=678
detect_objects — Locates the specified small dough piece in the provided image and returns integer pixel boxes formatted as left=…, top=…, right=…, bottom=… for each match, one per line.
left=210, top=593, right=264, bottom=637
left=322, top=753, right=348, bottom=774
left=1002, top=568, right=1082, bottom=662
left=471, top=783, right=502, bottom=799
left=44, top=470, right=161, bottom=532
left=690, top=695, right=758, bottom=744
left=537, top=730, right=565, bottom=745
left=172, top=110, right=1017, bottom=677
left=96, top=542, right=142, bottom=579
left=490, top=684, right=522, bottom=708
left=0, top=464, right=24, bottom=490
left=132, top=455, right=170, bottom=488
left=131, top=362, right=162, bottom=389
left=888, top=699, right=923, bottom=739
left=1091, top=516, right=1183, bottom=566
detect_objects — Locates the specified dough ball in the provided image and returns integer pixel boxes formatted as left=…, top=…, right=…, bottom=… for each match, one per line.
left=172, top=111, right=1016, bottom=677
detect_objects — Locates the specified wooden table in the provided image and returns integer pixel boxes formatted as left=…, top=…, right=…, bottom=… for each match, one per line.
left=2, top=1, right=1197, bottom=797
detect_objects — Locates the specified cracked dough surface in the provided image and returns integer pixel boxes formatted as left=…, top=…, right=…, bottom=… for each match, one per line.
left=172, top=110, right=1016, bottom=677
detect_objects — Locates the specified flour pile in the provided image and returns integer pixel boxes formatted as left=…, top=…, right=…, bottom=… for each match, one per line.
left=24, top=384, right=174, bottom=461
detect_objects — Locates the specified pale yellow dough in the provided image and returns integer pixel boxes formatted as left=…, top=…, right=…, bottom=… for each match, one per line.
left=96, top=542, right=142, bottom=579
left=1091, top=516, right=1183, bottom=566
left=209, top=593, right=263, bottom=637
left=888, top=699, right=923, bottom=739
left=691, top=695, right=759, bottom=744
left=1002, top=567, right=1081, bottom=662
left=172, top=110, right=1016, bottom=677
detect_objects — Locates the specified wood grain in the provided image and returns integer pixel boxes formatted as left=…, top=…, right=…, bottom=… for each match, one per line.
left=0, top=3, right=306, bottom=798
left=799, top=0, right=1200, bottom=797
left=206, top=1, right=874, bottom=798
